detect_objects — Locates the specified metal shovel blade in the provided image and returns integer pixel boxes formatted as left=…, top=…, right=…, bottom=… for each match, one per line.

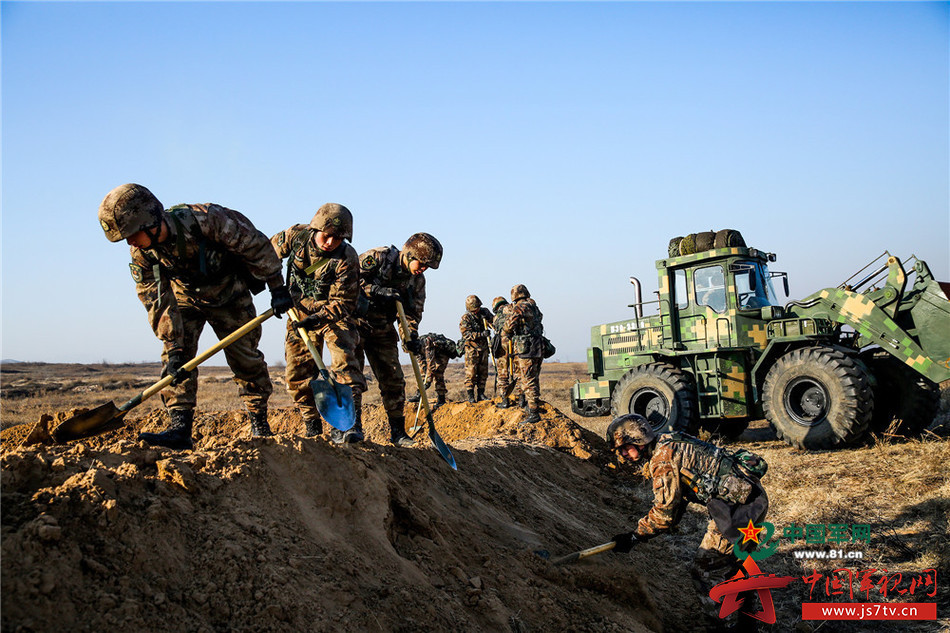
left=310, top=374, right=355, bottom=432
left=51, top=402, right=128, bottom=443
left=428, top=424, right=457, bottom=470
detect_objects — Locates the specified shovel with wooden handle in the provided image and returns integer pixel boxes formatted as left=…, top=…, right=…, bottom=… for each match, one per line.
left=549, top=541, right=617, bottom=566
left=395, top=299, right=457, bottom=471
left=51, top=308, right=277, bottom=443
left=287, top=308, right=355, bottom=432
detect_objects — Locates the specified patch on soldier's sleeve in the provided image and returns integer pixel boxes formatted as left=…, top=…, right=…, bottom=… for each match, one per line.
left=361, top=255, right=376, bottom=271
left=129, top=263, right=144, bottom=283
left=276, top=232, right=285, bottom=248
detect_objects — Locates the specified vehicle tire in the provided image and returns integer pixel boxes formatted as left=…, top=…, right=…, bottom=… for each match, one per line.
left=694, top=230, right=716, bottom=251
left=714, top=229, right=746, bottom=249
left=668, top=237, right=684, bottom=257
left=701, top=419, right=750, bottom=440
left=763, top=347, right=872, bottom=450
left=610, top=363, right=698, bottom=434
left=865, top=352, right=939, bottom=437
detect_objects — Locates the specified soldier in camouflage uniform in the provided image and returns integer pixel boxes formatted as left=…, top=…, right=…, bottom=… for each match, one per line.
left=407, top=333, right=459, bottom=408
left=459, top=295, right=494, bottom=403
left=356, top=233, right=443, bottom=447
left=490, top=296, right=523, bottom=405
left=498, top=284, right=544, bottom=424
left=607, top=414, right=769, bottom=626
left=271, top=203, right=367, bottom=443
left=97, top=183, right=294, bottom=450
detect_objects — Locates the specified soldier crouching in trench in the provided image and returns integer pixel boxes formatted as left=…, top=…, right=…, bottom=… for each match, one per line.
left=97, top=183, right=294, bottom=450
left=607, top=414, right=769, bottom=631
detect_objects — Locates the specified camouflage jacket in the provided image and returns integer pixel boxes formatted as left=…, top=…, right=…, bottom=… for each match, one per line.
left=491, top=304, right=512, bottom=356
left=502, top=298, right=544, bottom=358
left=636, top=433, right=757, bottom=539
left=130, top=204, right=283, bottom=352
left=271, top=224, right=359, bottom=327
left=357, top=245, right=426, bottom=334
left=459, top=307, right=494, bottom=350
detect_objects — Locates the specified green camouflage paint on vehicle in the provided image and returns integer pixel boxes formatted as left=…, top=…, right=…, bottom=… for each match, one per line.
left=571, top=237, right=950, bottom=450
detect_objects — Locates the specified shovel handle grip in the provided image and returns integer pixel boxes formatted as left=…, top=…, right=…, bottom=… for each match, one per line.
left=551, top=541, right=617, bottom=566
left=137, top=308, right=275, bottom=404
left=287, top=308, right=330, bottom=374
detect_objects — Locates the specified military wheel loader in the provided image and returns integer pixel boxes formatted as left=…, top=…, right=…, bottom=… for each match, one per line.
left=570, top=229, right=950, bottom=450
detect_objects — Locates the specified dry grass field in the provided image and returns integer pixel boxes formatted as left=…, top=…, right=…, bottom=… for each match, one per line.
left=2, top=360, right=948, bottom=631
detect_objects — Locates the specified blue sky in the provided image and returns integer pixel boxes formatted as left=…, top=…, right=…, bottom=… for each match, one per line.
left=2, top=1, right=948, bottom=365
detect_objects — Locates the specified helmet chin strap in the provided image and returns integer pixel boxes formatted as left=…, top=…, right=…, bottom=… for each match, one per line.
left=143, top=220, right=163, bottom=248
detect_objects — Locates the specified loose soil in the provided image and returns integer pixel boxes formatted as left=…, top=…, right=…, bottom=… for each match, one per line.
left=2, top=363, right=948, bottom=632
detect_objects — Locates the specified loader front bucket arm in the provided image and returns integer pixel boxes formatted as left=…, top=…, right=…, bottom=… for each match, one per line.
left=789, top=285, right=950, bottom=384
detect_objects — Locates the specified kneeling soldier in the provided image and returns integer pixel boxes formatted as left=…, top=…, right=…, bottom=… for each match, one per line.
left=607, top=414, right=770, bottom=627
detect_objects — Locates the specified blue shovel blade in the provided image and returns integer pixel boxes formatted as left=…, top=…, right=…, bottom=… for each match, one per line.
left=310, top=379, right=355, bottom=432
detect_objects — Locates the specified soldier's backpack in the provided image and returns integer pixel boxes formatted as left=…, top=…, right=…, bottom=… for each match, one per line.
left=434, top=333, right=460, bottom=359
left=167, top=206, right=267, bottom=295
left=665, top=433, right=768, bottom=505
left=542, top=336, right=556, bottom=359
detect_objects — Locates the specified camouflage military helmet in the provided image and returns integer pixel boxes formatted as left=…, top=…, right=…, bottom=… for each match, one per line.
left=606, top=414, right=657, bottom=449
left=511, top=284, right=531, bottom=301
left=465, top=295, right=482, bottom=312
left=309, top=203, right=353, bottom=241
left=403, top=232, right=443, bottom=269
left=492, top=296, right=508, bottom=312
left=97, top=183, right=163, bottom=242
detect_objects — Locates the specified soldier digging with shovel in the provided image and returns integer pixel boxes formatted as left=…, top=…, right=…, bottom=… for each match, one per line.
left=98, top=183, right=293, bottom=450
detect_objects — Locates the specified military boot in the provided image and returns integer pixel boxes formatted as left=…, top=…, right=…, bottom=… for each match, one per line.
left=466, top=390, right=476, bottom=403
left=389, top=415, right=415, bottom=448
left=329, top=428, right=346, bottom=444
left=407, top=391, right=421, bottom=403
left=522, top=408, right=541, bottom=425
left=477, top=390, right=487, bottom=402
left=436, top=394, right=447, bottom=406
left=518, top=394, right=526, bottom=408
left=495, top=383, right=514, bottom=409
left=343, top=421, right=364, bottom=444
left=249, top=409, right=273, bottom=437
left=139, top=408, right=194, bottom=451
left=303, top=416, right=323, bottom=437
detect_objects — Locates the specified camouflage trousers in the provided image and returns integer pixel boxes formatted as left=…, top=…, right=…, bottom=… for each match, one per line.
left=285, top=320, right=366, bottom=424
left=463, top=344, right=489, bottom=393
left=356, top=321, right=405, bottom=419
left=161, top=293, right=272, bottom=415
left=690, top=490, right=770, bottom=619
left=422, top=355, right=449, bottom=397
left=495, top=354, right=523, bottom=400
left=505, top=356, right=542, bottom=409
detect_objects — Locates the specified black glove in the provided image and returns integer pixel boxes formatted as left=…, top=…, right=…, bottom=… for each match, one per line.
left=478, top=331, right=491, bottom=340
left=371, top=285, right=401, bottom=303
left=404, top=332, right=422, bottom=354
left=270, top=284, right=294, bottom=318
left=296, top=313, right=325, bottom=331
left=611, top=532, right=639, bottom=554
left=163, top=350, right=194, bottom=386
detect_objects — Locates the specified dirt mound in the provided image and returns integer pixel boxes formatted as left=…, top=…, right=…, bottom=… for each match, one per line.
left=0, top=403, right=679, bottom=633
